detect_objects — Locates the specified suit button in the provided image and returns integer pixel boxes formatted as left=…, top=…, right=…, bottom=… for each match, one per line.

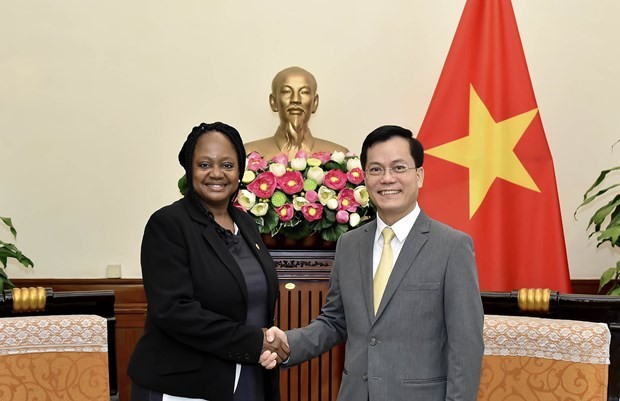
left=369, top=338, right=377, bottom=346
left=244, top=354, right=250, bottom=360
left=362, top=374, right=368, bottom=381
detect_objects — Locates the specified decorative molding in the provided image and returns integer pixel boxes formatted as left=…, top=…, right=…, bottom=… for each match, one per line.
left=10, top=277, right=602, bottom=295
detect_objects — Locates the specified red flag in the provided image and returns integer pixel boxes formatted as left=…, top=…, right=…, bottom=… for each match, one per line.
left=417, top=0, right=571, bottom=292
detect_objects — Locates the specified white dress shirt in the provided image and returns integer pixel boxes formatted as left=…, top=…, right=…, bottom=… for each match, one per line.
left=372, top=204, right=421, bottom=278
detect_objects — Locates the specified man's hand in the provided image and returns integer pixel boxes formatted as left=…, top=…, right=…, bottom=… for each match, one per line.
left=261, top=326, right=289, bottom=368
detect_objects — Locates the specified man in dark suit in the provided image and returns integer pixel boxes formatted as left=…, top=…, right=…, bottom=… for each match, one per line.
left=263, top=125, right=484, bottom=401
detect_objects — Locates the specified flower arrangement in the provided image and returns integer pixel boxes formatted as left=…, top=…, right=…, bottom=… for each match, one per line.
left=235, top=150, right=375, bottom=242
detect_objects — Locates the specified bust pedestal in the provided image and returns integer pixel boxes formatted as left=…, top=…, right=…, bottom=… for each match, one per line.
left=263, top=235, right=343, bottom=401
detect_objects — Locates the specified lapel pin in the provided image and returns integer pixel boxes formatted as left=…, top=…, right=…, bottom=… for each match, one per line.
left=255, top=243, right=260, bottom=250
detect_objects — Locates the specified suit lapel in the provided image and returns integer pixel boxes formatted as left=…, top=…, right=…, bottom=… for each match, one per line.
left=183, top=197, right=248, bottom=301
left=374, top=211, right=431, bottom=318
left=359, top=221, right=377, bottom=323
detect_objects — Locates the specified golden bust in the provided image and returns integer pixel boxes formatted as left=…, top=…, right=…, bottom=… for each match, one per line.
left=245, top=66, right=349, bottom=159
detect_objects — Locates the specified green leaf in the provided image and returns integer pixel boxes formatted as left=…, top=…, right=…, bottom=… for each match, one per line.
left=280, top=223, right=312, bottom=240
left=608, top=285, right=620, bottom=296
left=599, top=267, right=618, bottom=291
left=178, top=175, right=188, bottom=195
left=310, top=209, right=336, bottom=231
left=321, top=223, right=349, bottom=242
left=587, top=195, right=620, bottom=231
left=582, top=166, right=620, bottom=200
left=323, top=161, right=345, bottom=172
left=1, top=216, right=17, bottom=238
left=0, top=268, right=14, bottom=290
left=597, top=225, right=620, bottom=247
left=0, top=241, right=34, bottom=269
left=575, top=166, right=620, bottom=219
left=16, top=254, right=34, bottom=268
left=262, top=208, right=280, bottom=233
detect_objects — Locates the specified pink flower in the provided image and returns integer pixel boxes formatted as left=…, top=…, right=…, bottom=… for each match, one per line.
left=247, top=172, right=277, bottom=198
left=305, top=190, right=318, bottom=202
left=275, top=204, right=294, bottom=222
left=337, top=188, right=360, bottom=212
left=323, top=169, right=348, bottom=191
left=347, top=167, right=365, bottom=185
left=295, top=150, right=308, bottom=159
left=336, top=210, right=349, bottom=224
left=277, top=171, right=304, bottom=195
left=301, top=203, right=324, bottom=222
left=271, top=153, right=289, bottom=166
left=311, top=151, right=331, bottom=164
left=247, top=152, right=267, bottom=172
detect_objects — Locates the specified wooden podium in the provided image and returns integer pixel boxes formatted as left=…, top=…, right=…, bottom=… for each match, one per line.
left=271, top=248, right=344, bottom=401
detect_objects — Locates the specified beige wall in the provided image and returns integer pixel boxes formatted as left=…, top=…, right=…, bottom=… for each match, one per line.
left=1, top=1, right=619, bottom=280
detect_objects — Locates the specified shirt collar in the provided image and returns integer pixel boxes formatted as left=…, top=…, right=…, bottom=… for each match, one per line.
left=375, top=203, right=421, bottom=243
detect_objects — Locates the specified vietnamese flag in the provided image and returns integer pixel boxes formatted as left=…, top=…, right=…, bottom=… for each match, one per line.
left=417, top=0, right=571, bottom=292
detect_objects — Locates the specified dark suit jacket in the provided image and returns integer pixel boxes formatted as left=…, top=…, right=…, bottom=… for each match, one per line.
left=286, top=210, right=484, bottom=401
left=128, top=196, right=280, bottom=401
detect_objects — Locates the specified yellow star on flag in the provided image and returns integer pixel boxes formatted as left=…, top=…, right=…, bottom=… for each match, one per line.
left=426, top=84, right=540, bottom=218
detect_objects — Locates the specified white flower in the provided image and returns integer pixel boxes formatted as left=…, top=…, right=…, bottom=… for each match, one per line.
left=326, top=198, right=339, bottom=210
left=346, top=157, right=362, bottom=171
left=241, top=170, right=256, bottom=184
left=349, top=212, right=361, bottom=227
left=269, top=163, right=287, bottom=177
left=250, top=202, right=269, bottom=217
left=353, top=186, right=370, bottom=207
left=330, top=151, right=346, bottom=164
left=292, top=196, right=309, bottom=211
left=306, top=166, right=325, bottom=185
left=290, top=157, right=307, bottom=171
left=318, top=186, right=336, bottom=205
left=237, top=189, right=256, bottom=210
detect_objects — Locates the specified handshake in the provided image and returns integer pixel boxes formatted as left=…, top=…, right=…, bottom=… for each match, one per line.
left=260, top=326, right=288, bottom=369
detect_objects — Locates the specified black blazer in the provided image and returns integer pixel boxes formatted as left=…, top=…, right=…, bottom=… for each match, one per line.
left=128, top=196, right=280, bottom=401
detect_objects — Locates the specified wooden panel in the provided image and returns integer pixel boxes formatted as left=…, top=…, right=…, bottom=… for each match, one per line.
left=273, top=249, right=341, bottom=401
left=276, top=280, right=344, bottom=401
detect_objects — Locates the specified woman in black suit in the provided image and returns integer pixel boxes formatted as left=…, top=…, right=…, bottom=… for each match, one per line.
left=128, top=122, right=287, bottom=401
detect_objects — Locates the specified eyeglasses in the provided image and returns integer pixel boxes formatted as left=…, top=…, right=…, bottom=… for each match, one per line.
left=365, top=164, right=418, bottom=177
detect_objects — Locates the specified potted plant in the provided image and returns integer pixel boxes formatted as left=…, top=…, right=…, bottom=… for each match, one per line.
left=0, top=216, right=34, bottom=292
left=575, top=164, right=620, bottom=295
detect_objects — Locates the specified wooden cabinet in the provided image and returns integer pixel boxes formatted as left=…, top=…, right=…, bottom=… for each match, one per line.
left=272, top=249, right=344, bottom=401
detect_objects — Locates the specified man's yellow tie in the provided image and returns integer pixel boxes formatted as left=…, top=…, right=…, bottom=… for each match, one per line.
left=374, top=227, right=395, bottom=314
